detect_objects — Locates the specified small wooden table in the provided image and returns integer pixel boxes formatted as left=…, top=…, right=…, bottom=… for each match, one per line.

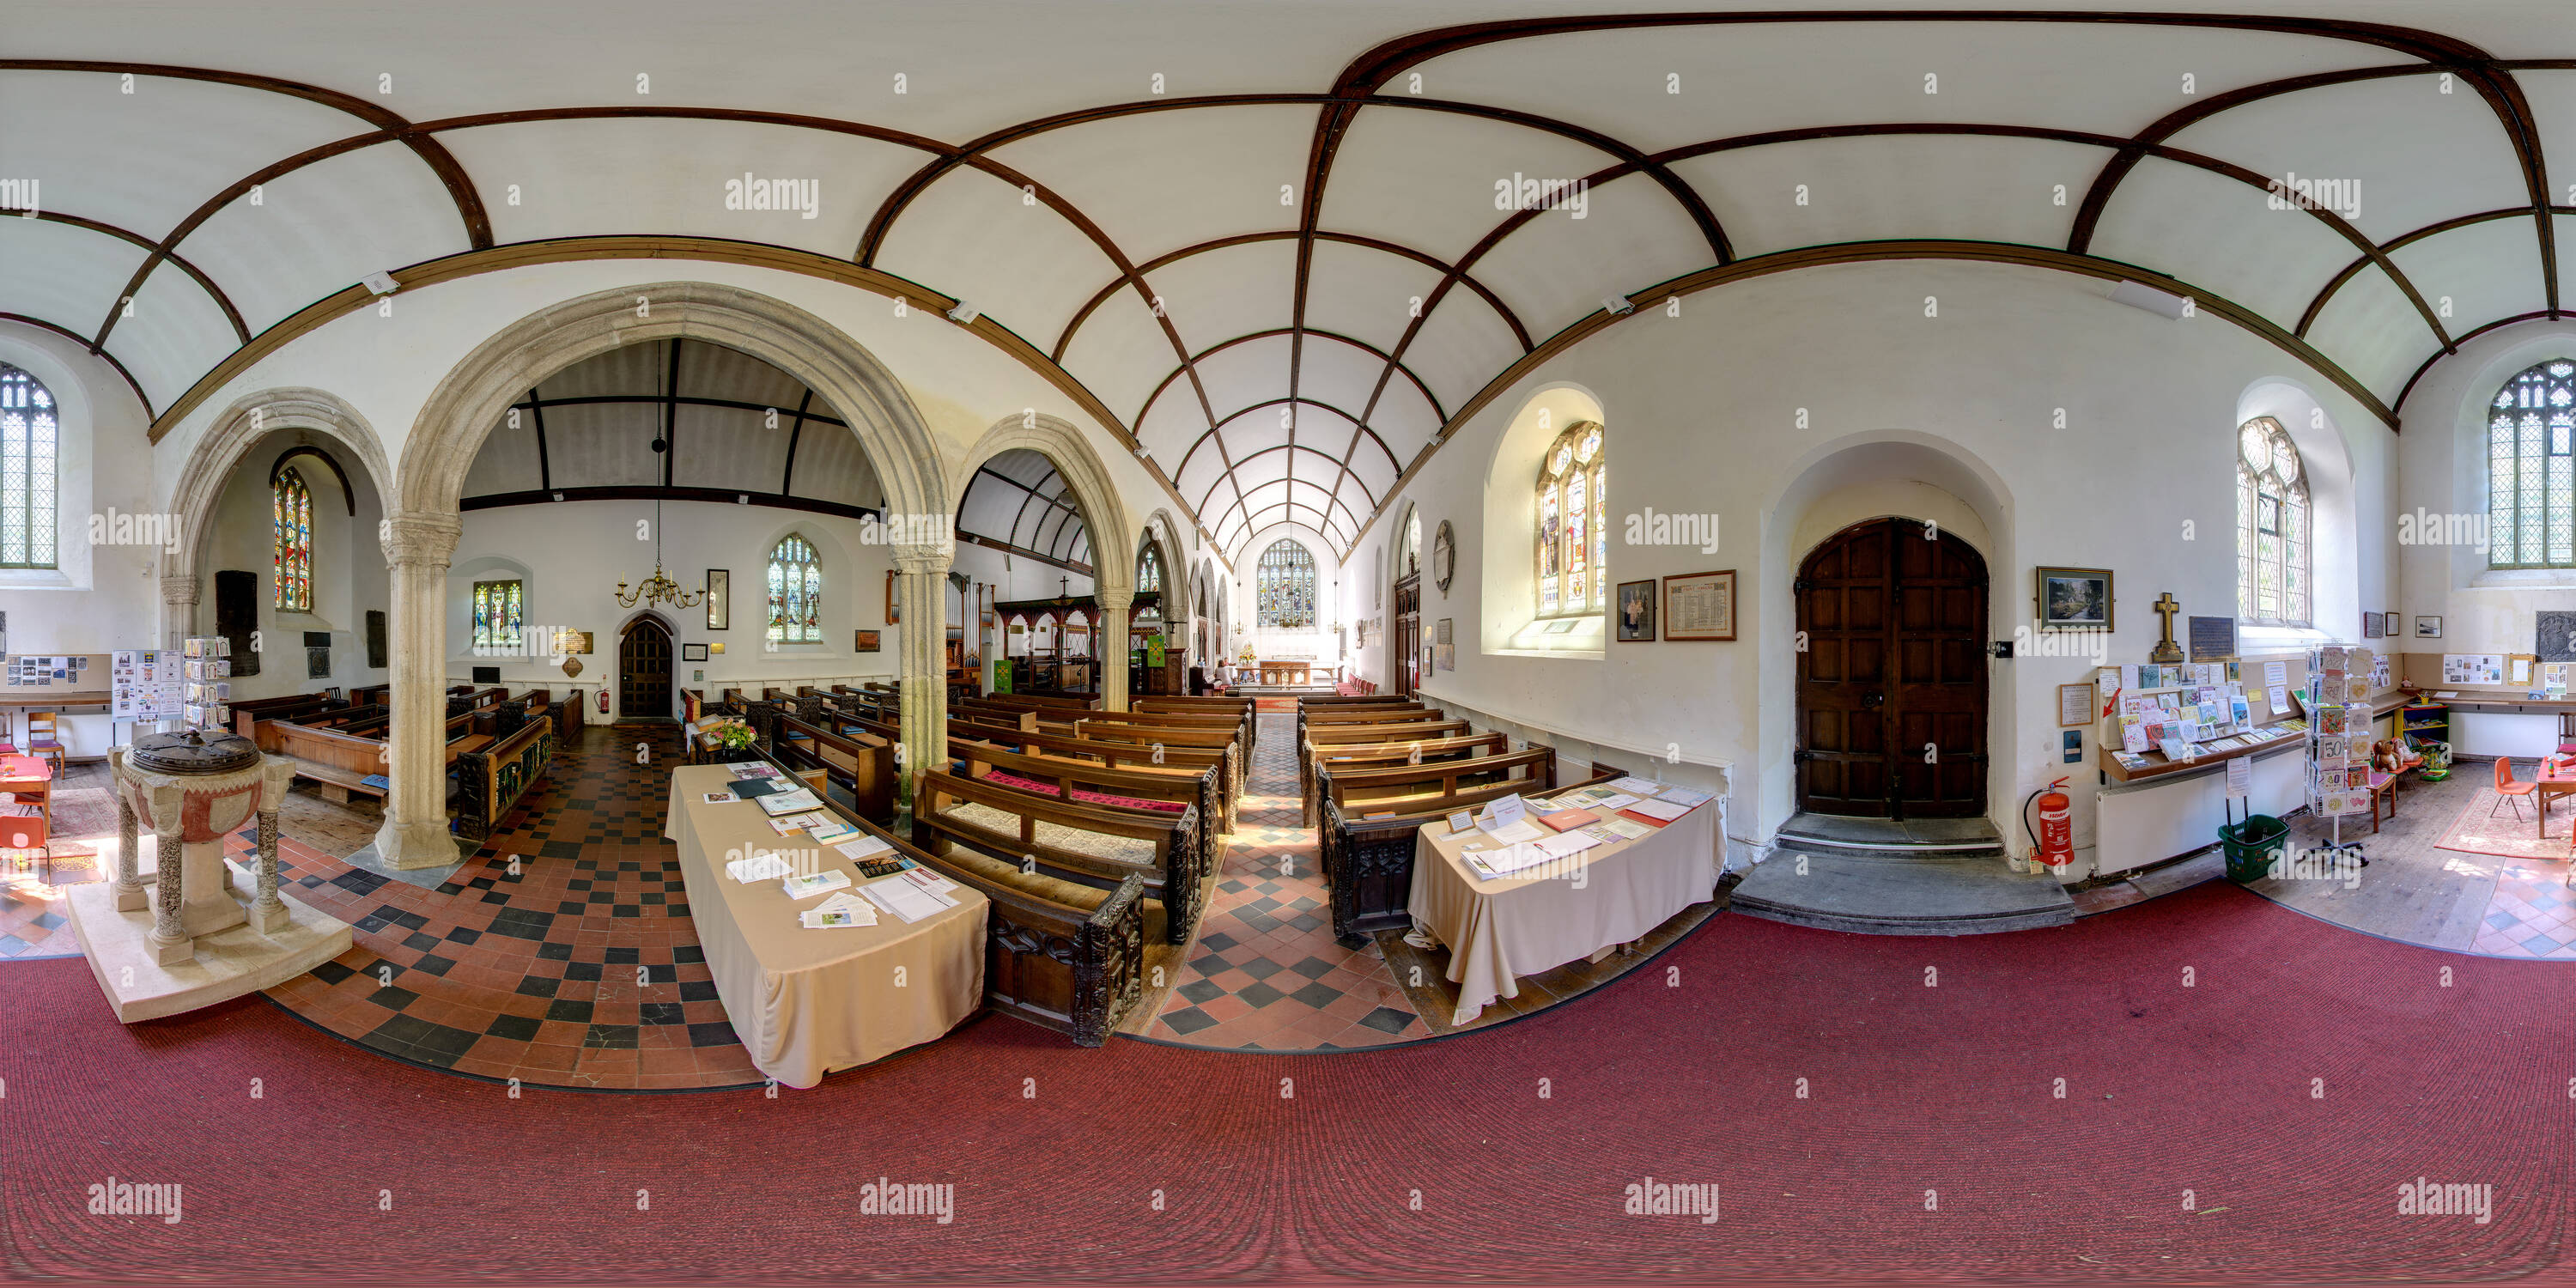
left=2536, top=759, right=2576, bottom=839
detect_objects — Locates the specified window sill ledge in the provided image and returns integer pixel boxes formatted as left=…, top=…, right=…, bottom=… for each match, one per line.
left=0, top=569, right=75, bottom=590
left=1486, top=647, right=1607, bottom=662
left=2471, top=568, right=2576, bottom=589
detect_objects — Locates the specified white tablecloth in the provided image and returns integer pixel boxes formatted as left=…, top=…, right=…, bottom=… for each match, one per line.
left=665, top=765, right=986, bottom=1087
left=1408, top=801, right=1722, bottom=1024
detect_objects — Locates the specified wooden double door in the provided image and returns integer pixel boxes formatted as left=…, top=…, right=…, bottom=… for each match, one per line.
left=1795, top=517, right=1989, bottom=818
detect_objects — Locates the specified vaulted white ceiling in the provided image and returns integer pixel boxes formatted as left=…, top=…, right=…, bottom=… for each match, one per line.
left=7, top=1, right=2575, bottom=562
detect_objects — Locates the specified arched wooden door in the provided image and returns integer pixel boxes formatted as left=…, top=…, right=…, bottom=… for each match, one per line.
left=1795, top=517, right=1988, bottom=818
left=618, top=617, right=673, bottom=720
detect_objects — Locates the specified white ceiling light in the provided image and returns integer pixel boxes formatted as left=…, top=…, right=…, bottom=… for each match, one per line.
left=2109, top=280, right=2189, bottom=319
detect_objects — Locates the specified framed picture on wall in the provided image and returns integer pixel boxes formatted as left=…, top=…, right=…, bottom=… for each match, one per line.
left=1616, top=579, right=1657, bottom=642
left=856, top=629, right=881, bottom=653
left=706, top=569, right=729, bottom=629
left=2383, top=611, right=2403, bottom=637
left=2415, top=615, right=2443, bottom=639
left=682, top=643, right=708, bottom=662
left=2034, top=566, right=2113, bottom=631
left=1663, top=569, right=1738, bottom=641
left=885, top=569, right=900, bottom=624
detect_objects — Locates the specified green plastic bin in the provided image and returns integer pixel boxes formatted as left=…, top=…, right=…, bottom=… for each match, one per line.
left=2220, top=814, right=2287, bottom=884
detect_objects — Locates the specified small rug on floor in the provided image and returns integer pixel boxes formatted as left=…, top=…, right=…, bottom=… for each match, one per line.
left=41, top=787, right=116, bottom=842
left=2434, top=787, right=2576, bottom=862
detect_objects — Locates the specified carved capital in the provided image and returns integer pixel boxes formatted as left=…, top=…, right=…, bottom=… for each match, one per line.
left=891, top=543, right=953, bottom=576
left=159, top=574, right=200, bottom=605
left=1096, top=587, right=1133, bottom=614
left=380, top=510, right=463, bottom=567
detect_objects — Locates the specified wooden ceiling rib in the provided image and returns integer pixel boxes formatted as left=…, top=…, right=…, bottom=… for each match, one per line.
left=15, top=11, right=2568, bottom=567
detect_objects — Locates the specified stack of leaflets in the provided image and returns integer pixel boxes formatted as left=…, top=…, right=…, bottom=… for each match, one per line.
left=800, top=890, right=879, bottom=929
left=835, top=834, right=896, bottom=863
left=1623, top=796, right=1692, bottom=825
left=805, top=817, right=862, bottom=846
left=860, top=871, right=960, bottom=923
left=757, top=787, right=824, bottom=817
left=726, top=851, right=795, bottom=883
left=781, top=868, right=852, bottom=900
left=769, top=812, right=830, bottom=835
left=1653, top=785, right=1712, bottom=809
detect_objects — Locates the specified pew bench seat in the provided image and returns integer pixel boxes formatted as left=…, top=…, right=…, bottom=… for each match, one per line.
left=982, top=769, right=1187, bottom=815
left=939, top=800, right=1163, bottom=869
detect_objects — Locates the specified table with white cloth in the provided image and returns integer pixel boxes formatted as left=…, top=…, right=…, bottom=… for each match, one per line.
left=663, top=764, right=987, bottom=1087
left=1407, top=799, right=1722, bottom=1025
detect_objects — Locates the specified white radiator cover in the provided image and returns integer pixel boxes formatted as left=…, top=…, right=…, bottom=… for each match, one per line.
left=2093, top=744, right=2307, bottom=878
left=2449, top=711, right=2557, bottom=761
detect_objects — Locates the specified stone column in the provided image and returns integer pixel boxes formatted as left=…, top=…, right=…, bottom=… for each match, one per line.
left=147, top=785, right=189, bottom=966
left=160, top=574, right=199, bottom=659
left=110, top=748, right=146, bottom=912
left=247, top=757, right=295, bottom=934
left=1098, top=586, right=1133, bottom=714
left=892, top=543, right=953, bottom=799
left=376, top=510, right=463, bottom=870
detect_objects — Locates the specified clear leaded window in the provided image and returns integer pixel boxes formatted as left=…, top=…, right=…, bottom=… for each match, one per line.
left=472, top=580, right=524, bottom=653
left=767, top=534, right=822, bottom=643
left=1255, top=539, right=1315, bottom=629
left=1535, top=420, right=1605, bottom=617
left=0, top=364, right=56, bottom=568
left=2488, top=358, right=2576, bottom=568
left=1138, top=541, right=1163, bottom=593
left=2236, top=416, right=2309, bottom=627
left=274, top=466, right=313, bottom=611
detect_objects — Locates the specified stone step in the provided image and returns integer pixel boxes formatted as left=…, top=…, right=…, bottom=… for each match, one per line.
left=1729, top=848, right=2074, bottom=937
left=1773, top=811, right=2008, bottom=860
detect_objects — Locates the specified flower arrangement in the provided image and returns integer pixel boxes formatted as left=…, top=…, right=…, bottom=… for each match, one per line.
left=702, top=716, right=757, bottom=752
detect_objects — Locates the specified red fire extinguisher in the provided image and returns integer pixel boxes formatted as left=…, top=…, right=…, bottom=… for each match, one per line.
left=597, top=687, right=610, bottom=714
left=2024, top=776, right=2073, bottom=870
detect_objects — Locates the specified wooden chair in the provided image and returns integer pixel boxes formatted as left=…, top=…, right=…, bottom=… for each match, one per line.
left=2493, top=756, right=2537, bottom=820
left=23, top=713, right=64, bottom=775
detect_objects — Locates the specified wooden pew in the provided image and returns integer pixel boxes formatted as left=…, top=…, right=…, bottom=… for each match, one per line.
left=1318, top=758, right=1625, bottom=946
left=453, top=708, right=556, bottom=841
left=949, top=736, right=1219, bottom=887
left=964, top=692, right=1097, bottom=714
left=808, top=696, right=1241, bottom=832
left=1026, top=715, right=1246, bottom=823
left=1125, top=696, right=1257, bottom=760
left=348, top=683, right=390, bottom=707
left=1303, top=732, right=1510, bottom=824
left=258, top=707, right=500, bottom=802
left=913, top=768, right=1204, bottom=945
left=232, top=692, right=340, bottom=739
left=1299, top=694, right=1415, bottom=708
left=742, top=744, right=1146, bottom=1047
left=769, top=713, right=899, bottom=825
left=1296, top=702, right=1431, bottom=744
left=1299, top=718, right=1472, bottom=801
left=1317, top=744, right=1559, bottom=817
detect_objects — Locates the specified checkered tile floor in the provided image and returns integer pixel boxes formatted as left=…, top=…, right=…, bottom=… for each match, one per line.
left=250, top=726, right=763, bottom=1091
left=2471, top=860, right=2576, bottom=958
left=1145, top=713, right=1425, bottom=1049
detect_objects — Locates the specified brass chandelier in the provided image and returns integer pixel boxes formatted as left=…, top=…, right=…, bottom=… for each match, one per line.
left=615, top=497, right=703, bottom=610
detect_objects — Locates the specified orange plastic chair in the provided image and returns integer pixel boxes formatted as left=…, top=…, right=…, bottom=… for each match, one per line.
left=2493, top=756, right=2537, bottom=820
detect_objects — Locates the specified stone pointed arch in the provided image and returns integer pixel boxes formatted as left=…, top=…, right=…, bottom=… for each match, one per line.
left=954, top=412, right=1135, bottom=595
left=163, top=387, right=393, bottom=647
left=398, top=281, right=948, bottom=519
left=370, top=282, right=951, bottom=871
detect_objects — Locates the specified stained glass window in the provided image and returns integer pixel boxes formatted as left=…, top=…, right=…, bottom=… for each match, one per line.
left=273, top=466, right=313, bottom=611
left=2236, top=416, right=2308, bottom=626
left=0, top=364, right=58, bottom=568
left=2488, top=359, right=2576, bottom=568
left=472, top=580, right=524, bottom=653
left=1137, top=540, right=1163, bottom=593
left=1534, top=419, right=1606, bottom=617
left=767, top=534, right=823, bottom=643
left=1255, top=539, right=1315, bottom=629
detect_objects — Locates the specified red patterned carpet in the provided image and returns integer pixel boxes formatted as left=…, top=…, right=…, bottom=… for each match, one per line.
left=5, top=878, right=2567, bottom=1284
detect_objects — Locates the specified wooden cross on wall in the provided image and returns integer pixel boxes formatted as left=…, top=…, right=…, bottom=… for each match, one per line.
left=2149, top=592, right=2185, bottom=663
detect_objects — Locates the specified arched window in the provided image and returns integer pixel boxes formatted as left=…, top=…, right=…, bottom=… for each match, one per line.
left=273, top=466, right=313, bottom=611
left=2236, top=417, right=2309, bottom=627
left=1535, top=420, right=1606, bottom=617
left=1255, top=539, right=1315, bottom=629
left=0, top=364, right=57, bottom=569
left=472, top=580, right=524, bottom=653
left=767, top=534, right=822, bottom=643
left=1137, top=539, right=1163, bottom=593
left=2488, top=358, right=2576, bottom=568
left=1398, top=507, right=1421, bottom=579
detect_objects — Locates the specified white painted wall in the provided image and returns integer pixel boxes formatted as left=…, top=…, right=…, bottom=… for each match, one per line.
left=447, top=499, right=898, bottom=717
left=2398, top=318, right=2576, bottom=657
left=207, top=435, right=388, bottom=700
left=1340, top=259, right=2395, bottom=864
left=0, top=321, right=160, bottom=651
